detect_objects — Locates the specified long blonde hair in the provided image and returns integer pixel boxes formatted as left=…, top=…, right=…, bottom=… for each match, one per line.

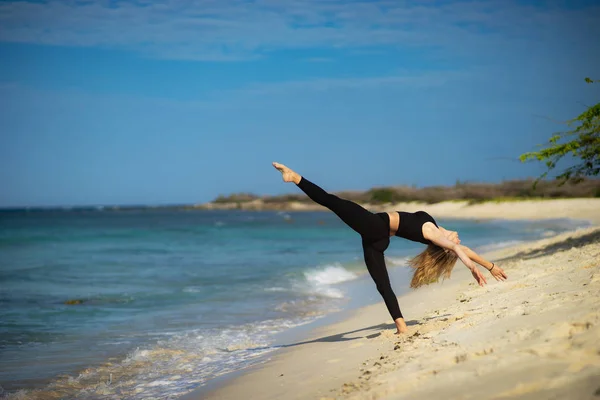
left=408, top=244, right=459, bottom=288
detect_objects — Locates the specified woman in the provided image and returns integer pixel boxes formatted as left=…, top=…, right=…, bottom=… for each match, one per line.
left=272, top=162, right=507, bottom=334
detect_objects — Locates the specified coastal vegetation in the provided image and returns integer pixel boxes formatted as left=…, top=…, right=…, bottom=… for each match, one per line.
left=520, top=77, right=599, bottom=184
left=210, top=177, right=600, bottom=207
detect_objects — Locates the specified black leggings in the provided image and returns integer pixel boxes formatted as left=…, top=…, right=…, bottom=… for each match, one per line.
left=297, top=177, right=403, bottom=320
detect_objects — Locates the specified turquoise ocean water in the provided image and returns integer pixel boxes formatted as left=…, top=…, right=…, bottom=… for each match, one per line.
left=0, top=209, right=590, bottom=399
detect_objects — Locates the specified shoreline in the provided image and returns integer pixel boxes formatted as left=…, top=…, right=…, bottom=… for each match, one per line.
left=183, top=207, right=600, bottom=400
left=180, top=224, right=589, bottom=399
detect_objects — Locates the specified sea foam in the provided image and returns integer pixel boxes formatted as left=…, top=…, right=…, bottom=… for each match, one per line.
left=303, top=264, right=357, bottom=285
left=6, top=318, right=318, bottom=400
left=300, top=263, right=359, bottom=299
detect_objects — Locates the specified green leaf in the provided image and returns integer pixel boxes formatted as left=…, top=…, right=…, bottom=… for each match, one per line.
left=519, top=77, right=599, bottom=185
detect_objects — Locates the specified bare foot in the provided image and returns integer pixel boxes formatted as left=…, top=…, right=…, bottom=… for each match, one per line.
left=395, top=318, right=408, bottom=334
left=272, top=162, right=301, bottom=184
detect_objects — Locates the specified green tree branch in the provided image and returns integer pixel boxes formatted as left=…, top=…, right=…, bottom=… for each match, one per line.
left=520, top=77, right=599, bottom=185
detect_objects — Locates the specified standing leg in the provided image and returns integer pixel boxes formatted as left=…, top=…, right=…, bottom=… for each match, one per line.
left=363, top=239, right=408, bottom=334
left=272, top=162, right=385, bottom=239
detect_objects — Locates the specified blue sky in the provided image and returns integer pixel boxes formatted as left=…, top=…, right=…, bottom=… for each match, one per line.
left=1, top=0, right=599, bottom=207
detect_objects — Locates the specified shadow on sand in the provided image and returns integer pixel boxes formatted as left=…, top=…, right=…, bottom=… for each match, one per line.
left=279, top=319, right=421, bottom=348
left=224, top=320, right=422, bottom=354
left=498, top=228, right=600, bottom=263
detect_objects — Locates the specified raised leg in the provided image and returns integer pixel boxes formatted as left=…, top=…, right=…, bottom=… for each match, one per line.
left=272, top=162, right=385, bottom=239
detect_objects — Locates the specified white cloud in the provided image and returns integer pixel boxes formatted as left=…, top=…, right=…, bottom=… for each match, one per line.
left=0, top=0, right=597, bottom=61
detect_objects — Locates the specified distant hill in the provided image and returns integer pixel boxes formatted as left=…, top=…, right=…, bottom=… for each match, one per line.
left=197, top=178, right=600, bottom=210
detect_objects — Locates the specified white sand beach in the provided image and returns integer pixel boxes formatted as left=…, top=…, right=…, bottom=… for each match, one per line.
left=382, top=198, right=600, bottom=225
left=186, top=201, right=600, bottom=400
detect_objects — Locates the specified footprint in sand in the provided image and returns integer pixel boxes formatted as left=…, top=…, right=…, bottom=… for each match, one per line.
left=569, top=322, right=593, bottom=336
left=537, top=321, right=593, bottom=343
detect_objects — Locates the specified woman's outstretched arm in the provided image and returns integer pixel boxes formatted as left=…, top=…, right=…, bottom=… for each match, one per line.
left=460, top=245, right=508, bottom=281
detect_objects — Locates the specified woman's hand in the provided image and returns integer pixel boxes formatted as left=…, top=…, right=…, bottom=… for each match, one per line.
left=470, top=266, right=487, bottom=287
left=489, top=264, right=508, bottom=281
left=446, top=230, right=460, bottom=245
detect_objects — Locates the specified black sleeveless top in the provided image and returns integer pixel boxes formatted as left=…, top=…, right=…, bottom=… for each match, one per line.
left=394, top=211, right=438, bottom=245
